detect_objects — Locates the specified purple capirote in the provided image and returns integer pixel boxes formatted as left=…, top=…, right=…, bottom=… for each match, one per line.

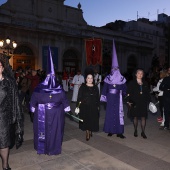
left=104, top=40, right=126, bottom=85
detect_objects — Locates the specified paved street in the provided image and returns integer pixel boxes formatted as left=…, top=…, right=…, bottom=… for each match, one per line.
left=2, top=90, right=170, bottom=170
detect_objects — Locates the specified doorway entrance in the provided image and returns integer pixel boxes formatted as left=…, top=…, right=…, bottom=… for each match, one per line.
left=63, top=49, right=79, bottom=74
left=13, top=45, right=35, bottom=70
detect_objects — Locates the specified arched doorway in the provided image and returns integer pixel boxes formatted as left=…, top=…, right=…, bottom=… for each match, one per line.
left=127, top=55, right=137, bottom=74
left=13, top=45, right=35, bottom=70
left=63, top=49, right=79, bottom=74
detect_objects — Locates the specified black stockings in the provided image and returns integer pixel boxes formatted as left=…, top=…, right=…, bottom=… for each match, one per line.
left=141, top=117, right=146, bottom=133
left=0, top=147, right=9, bottom=169
left=133, top=117, right=146, bottom=133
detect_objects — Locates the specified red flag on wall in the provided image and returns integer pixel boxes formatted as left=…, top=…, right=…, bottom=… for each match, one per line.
left=85, top=38, right=102, bottom=65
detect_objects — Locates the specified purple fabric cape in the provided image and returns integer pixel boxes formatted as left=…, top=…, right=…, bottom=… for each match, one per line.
left=104, top=69, right=126, bottom=85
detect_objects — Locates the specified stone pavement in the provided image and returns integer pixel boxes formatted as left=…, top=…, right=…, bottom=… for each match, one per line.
left=1, top=91, right=170, bottom=170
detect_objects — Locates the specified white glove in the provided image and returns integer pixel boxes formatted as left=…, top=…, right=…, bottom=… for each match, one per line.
left=75, top=107, right=80, bottom=115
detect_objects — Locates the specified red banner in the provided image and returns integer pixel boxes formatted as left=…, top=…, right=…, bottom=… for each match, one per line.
left=85, top=38, right=102, bottom=65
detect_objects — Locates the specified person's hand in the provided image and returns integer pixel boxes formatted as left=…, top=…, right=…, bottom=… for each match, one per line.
left=75, top=107, right=80, bottom=114
left=127, top=102, right=132, bottom=107
left=16, top=131, right=24, bottom=149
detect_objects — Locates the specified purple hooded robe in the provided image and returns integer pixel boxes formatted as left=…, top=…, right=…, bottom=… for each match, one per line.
left=100, top=68, right=127, bottom=134
left=30, top=47, right=70, bottom=155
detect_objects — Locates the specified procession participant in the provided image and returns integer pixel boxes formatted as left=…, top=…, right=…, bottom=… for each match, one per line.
left=62, top=69, right=69, bottom=92
left=71, top=70, right=84, bottom=102
left=153, top=70, right=167, bottom=126
left=94, top=69, right=102, bottom=94
left=159, top=67, right=170, bottom=130
left=69, top=70, right=75, bottom=90
left=0, top=57, right=23, bottom=170
left=127, top=68, right=151, bottom=139
left=30, top=47, right=72, bottom=155
left=25, top=69, right=40, bottom=122
left=76, top=68, right=100, bottom=141
left=100, top=40, right=127, bottom=139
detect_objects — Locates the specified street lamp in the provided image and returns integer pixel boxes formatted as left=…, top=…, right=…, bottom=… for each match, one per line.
left=0, top=37, right=17, bottom=58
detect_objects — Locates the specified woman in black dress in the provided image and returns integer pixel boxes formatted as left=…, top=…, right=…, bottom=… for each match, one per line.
left=76, top=73, right=100, bottom=141
left=127, top=69, right=151, bottom=139
left=0, top=59, right=23, bottom=170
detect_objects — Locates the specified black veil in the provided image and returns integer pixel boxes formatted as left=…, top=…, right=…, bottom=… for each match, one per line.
left=0, top=53, right=15, bottom=82
left=0, top=53, right=24, bottom=149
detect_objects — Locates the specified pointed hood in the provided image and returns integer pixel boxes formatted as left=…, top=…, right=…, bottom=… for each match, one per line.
left=111, top=39, right=119, bottom=69
left=34, top=46, right=62, bottom=93
left=47, top=46, right=55, bottom=75
left=104, top=40, right=126, bottom=85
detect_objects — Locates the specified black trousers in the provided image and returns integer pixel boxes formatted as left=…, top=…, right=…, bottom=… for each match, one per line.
left=164, top=107, right=170, bottom=128
left=158, top=96, right=163, bottom=117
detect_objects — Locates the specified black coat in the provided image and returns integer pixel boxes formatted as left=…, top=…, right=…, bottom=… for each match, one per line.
left=126, top=80, right=151, bottom=118
left=159, top=76, right=170, bottom=109
left=0, top=77, right=23, bottom=149
left=76, top=84, right=100, bottom=131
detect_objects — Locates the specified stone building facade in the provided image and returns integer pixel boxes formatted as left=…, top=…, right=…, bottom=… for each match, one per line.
left=0, top=0, right=164, bottom=75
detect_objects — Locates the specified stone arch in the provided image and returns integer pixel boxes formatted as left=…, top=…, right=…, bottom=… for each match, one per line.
left=62, top=48, right=80, bottom=73
left=14, top=45, right=34, bottom=55
left=13, top=44, right=35, bottom=70
left=127, top=54, right=137, bottom=74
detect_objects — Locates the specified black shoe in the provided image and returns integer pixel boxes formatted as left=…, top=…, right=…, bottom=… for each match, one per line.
left=141, top=132, right=147, bottom=139
left=117, top=134, right=126, bottom=139
left=107, top=133, right=112, bottom=137
left=3, top=167, right=11, bottom=170
left=134, top=130, right=138, bottom=137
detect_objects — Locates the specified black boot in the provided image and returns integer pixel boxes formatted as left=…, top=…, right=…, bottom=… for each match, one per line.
left=107, top=133, right=112, bottom=137
left=117, top=134, right=126, bottom=139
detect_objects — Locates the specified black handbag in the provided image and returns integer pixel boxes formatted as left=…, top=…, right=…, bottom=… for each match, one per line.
left=9, top=122, right=24, bottom=150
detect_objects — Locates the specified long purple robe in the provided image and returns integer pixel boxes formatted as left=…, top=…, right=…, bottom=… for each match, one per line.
left=100, top=83, right=126, bottom=134
left=30, top=88, right=70, bottom=155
